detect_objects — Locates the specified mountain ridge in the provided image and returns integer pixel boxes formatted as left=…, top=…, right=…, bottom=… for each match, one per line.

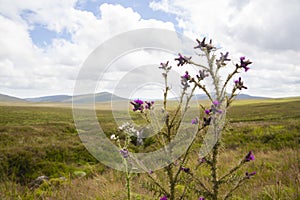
left=1, top=92, right=270, bottom=103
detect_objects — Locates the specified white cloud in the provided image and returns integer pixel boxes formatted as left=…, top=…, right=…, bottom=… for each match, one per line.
left=0, top=1, right=176, bottom=97
left=149, top=0, right=300, bottom=97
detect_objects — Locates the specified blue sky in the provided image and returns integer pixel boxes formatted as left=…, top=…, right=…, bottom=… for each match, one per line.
left=29, top=0, right=180, bottom=47
left=0, top=0, right=299, bottom=98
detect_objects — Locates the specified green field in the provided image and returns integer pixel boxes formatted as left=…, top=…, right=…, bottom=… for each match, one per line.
left=0, top=98, right=299, bottom=199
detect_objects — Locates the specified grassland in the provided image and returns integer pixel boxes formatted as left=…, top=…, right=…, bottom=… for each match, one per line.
left=0, top=97, right=299, bottom=199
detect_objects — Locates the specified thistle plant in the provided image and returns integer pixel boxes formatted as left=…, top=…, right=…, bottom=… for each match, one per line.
left=111, top=122, right=141, bottom=200
left=119, top=37, right=255, bottom=199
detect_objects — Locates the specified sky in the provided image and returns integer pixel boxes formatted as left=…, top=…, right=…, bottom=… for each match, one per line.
left=0, top=0, right=299, bottom=99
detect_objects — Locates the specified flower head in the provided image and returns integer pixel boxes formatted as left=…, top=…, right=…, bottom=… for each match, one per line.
left=203, top=117, right=211, bottom=127
left=197, top=69, right=209, bottom=80
left=205, top=100, right=222, bottom=115
left=130, top=99, right=144, bottom=112
left=191, top=117, right=199, bottom=125
left=236, top=56, right=252, bottom=72
left=216, top=52, right=231, bottom=66
left=175, top=53, right=191, bottom=66
left=245, top=171, right=256, bottom=178
left=180, top=166, right=190, bottom=173
left=145, top=101, right=154, bottom=110
left=235, top=77, right=247, bottom=90
left=120, top=148, right=129, bottom=158
left=181, top=71, right=191, bottom=89
left=199, top=197, right=205, bottom=200
left=194, top=38, right=215, bottom=51
left=159, top=61, right=171, bottom=70
left=182, top=71, right=190, bottom=80
left=160, top=195, right=168, bottom=200
left=244, top=151, right=255, bottom=162
left=213, top=100, right=220, bottom=106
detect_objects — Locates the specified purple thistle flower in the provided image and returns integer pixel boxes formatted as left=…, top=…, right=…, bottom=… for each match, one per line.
left=159, top=61, right=169, bottom=69
left=194, top=38, right=215, bottom=51
left=175, top=53, right=191, bottom=66
left=211, top=105, right=222, bottom=114
left=145, top=101, right=154, bottom=110
left=120, top=148, right=129, bottom=158
left=130, top=99, right=144, bottom=112
left=180, top=166, right=191, bottom=173
left=160, top=195, right=168, bottom=200
left=194, top=38, right=206, bottom=49
left=182, top=71, right=190, bottom=80
left=191, top=117, right=199, bottom=125
left=235, top=77, right=248, bottom=90
left=245, top=171, right=256, bottom=178
left=205, top=109, right=211, bottom=115
left=216, top=52, right=231, bottom=66
left=134, top=99, right=144, bottom=104
left=205, top=100, right=222, bottom=114
left=213, top=100, right=220, bottom=106
left=245, top=151, right=255, bottom=162
left=181, top=71, right=191, bottom=89
left=199, top=197, right=205, bottom=200
left=236, top=56, right=252, bottom=72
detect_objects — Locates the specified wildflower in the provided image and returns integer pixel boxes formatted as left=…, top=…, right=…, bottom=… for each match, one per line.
left=160, top=195, right=168, bottom=200
left=203, top=117, right=211, bottom=127
left=211, top=105, right=222, bottom=114
left=244, top=151, right=255, bottom=162
left=130, top=99, right=144, bottom=112
left=197, top=69, right=209, bottom=80
left=175, top=53, right=191, bottom=66
left=145, top=101, right=154, bottom=110
left=205, top=109, right=210, bottom=115
left=236, top=56, right=252, bottom=72
left=110, top=134, right=117, bottom=140
left=235, top=77, right=247, bottom=90
left=191, top=117, right=199, bottom=125
left=159, top=61, right=170, bottom=70
left=205, top=100, right=222, bottom=115
left=245, top=171, right=256, bottom=178
left=213, top=100, right=220, bottom=106
left=199, top=197, right=205, bottom=200
left=181, top=71, right=191, bottom=89
left=194, top=38, right=215, bottom=51
left=120, top=148, right=129, bottom=158
left=182, top=71, right=190, bottom=80
left=216, top=52, right=231, bottom=66
left=194, top=38, right=206, bottom=49
left=180, top=166, right=190, bottom=173
left=148, top=169, right=153, bottom=174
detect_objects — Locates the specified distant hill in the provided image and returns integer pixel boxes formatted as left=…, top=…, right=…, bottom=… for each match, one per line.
left=0, top=94, right=27, bottom=102
left=191, top=93, right=267, bottom=100
left=25, top=95, right=71, bottom=102
left=0, top=92, right=268, bottom=103
left=25, top=92, right=127, bottom=103
left=71, top=92, right=127, bottom=103
left=235, top=94, right=267, bottom=99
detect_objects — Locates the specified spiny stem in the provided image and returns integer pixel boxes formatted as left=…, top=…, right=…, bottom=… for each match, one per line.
left=211, top=141, right=220, bottom=200
left=124, top=159, right=131, bottom=200
left=219, top=160, right=244, bottom=183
